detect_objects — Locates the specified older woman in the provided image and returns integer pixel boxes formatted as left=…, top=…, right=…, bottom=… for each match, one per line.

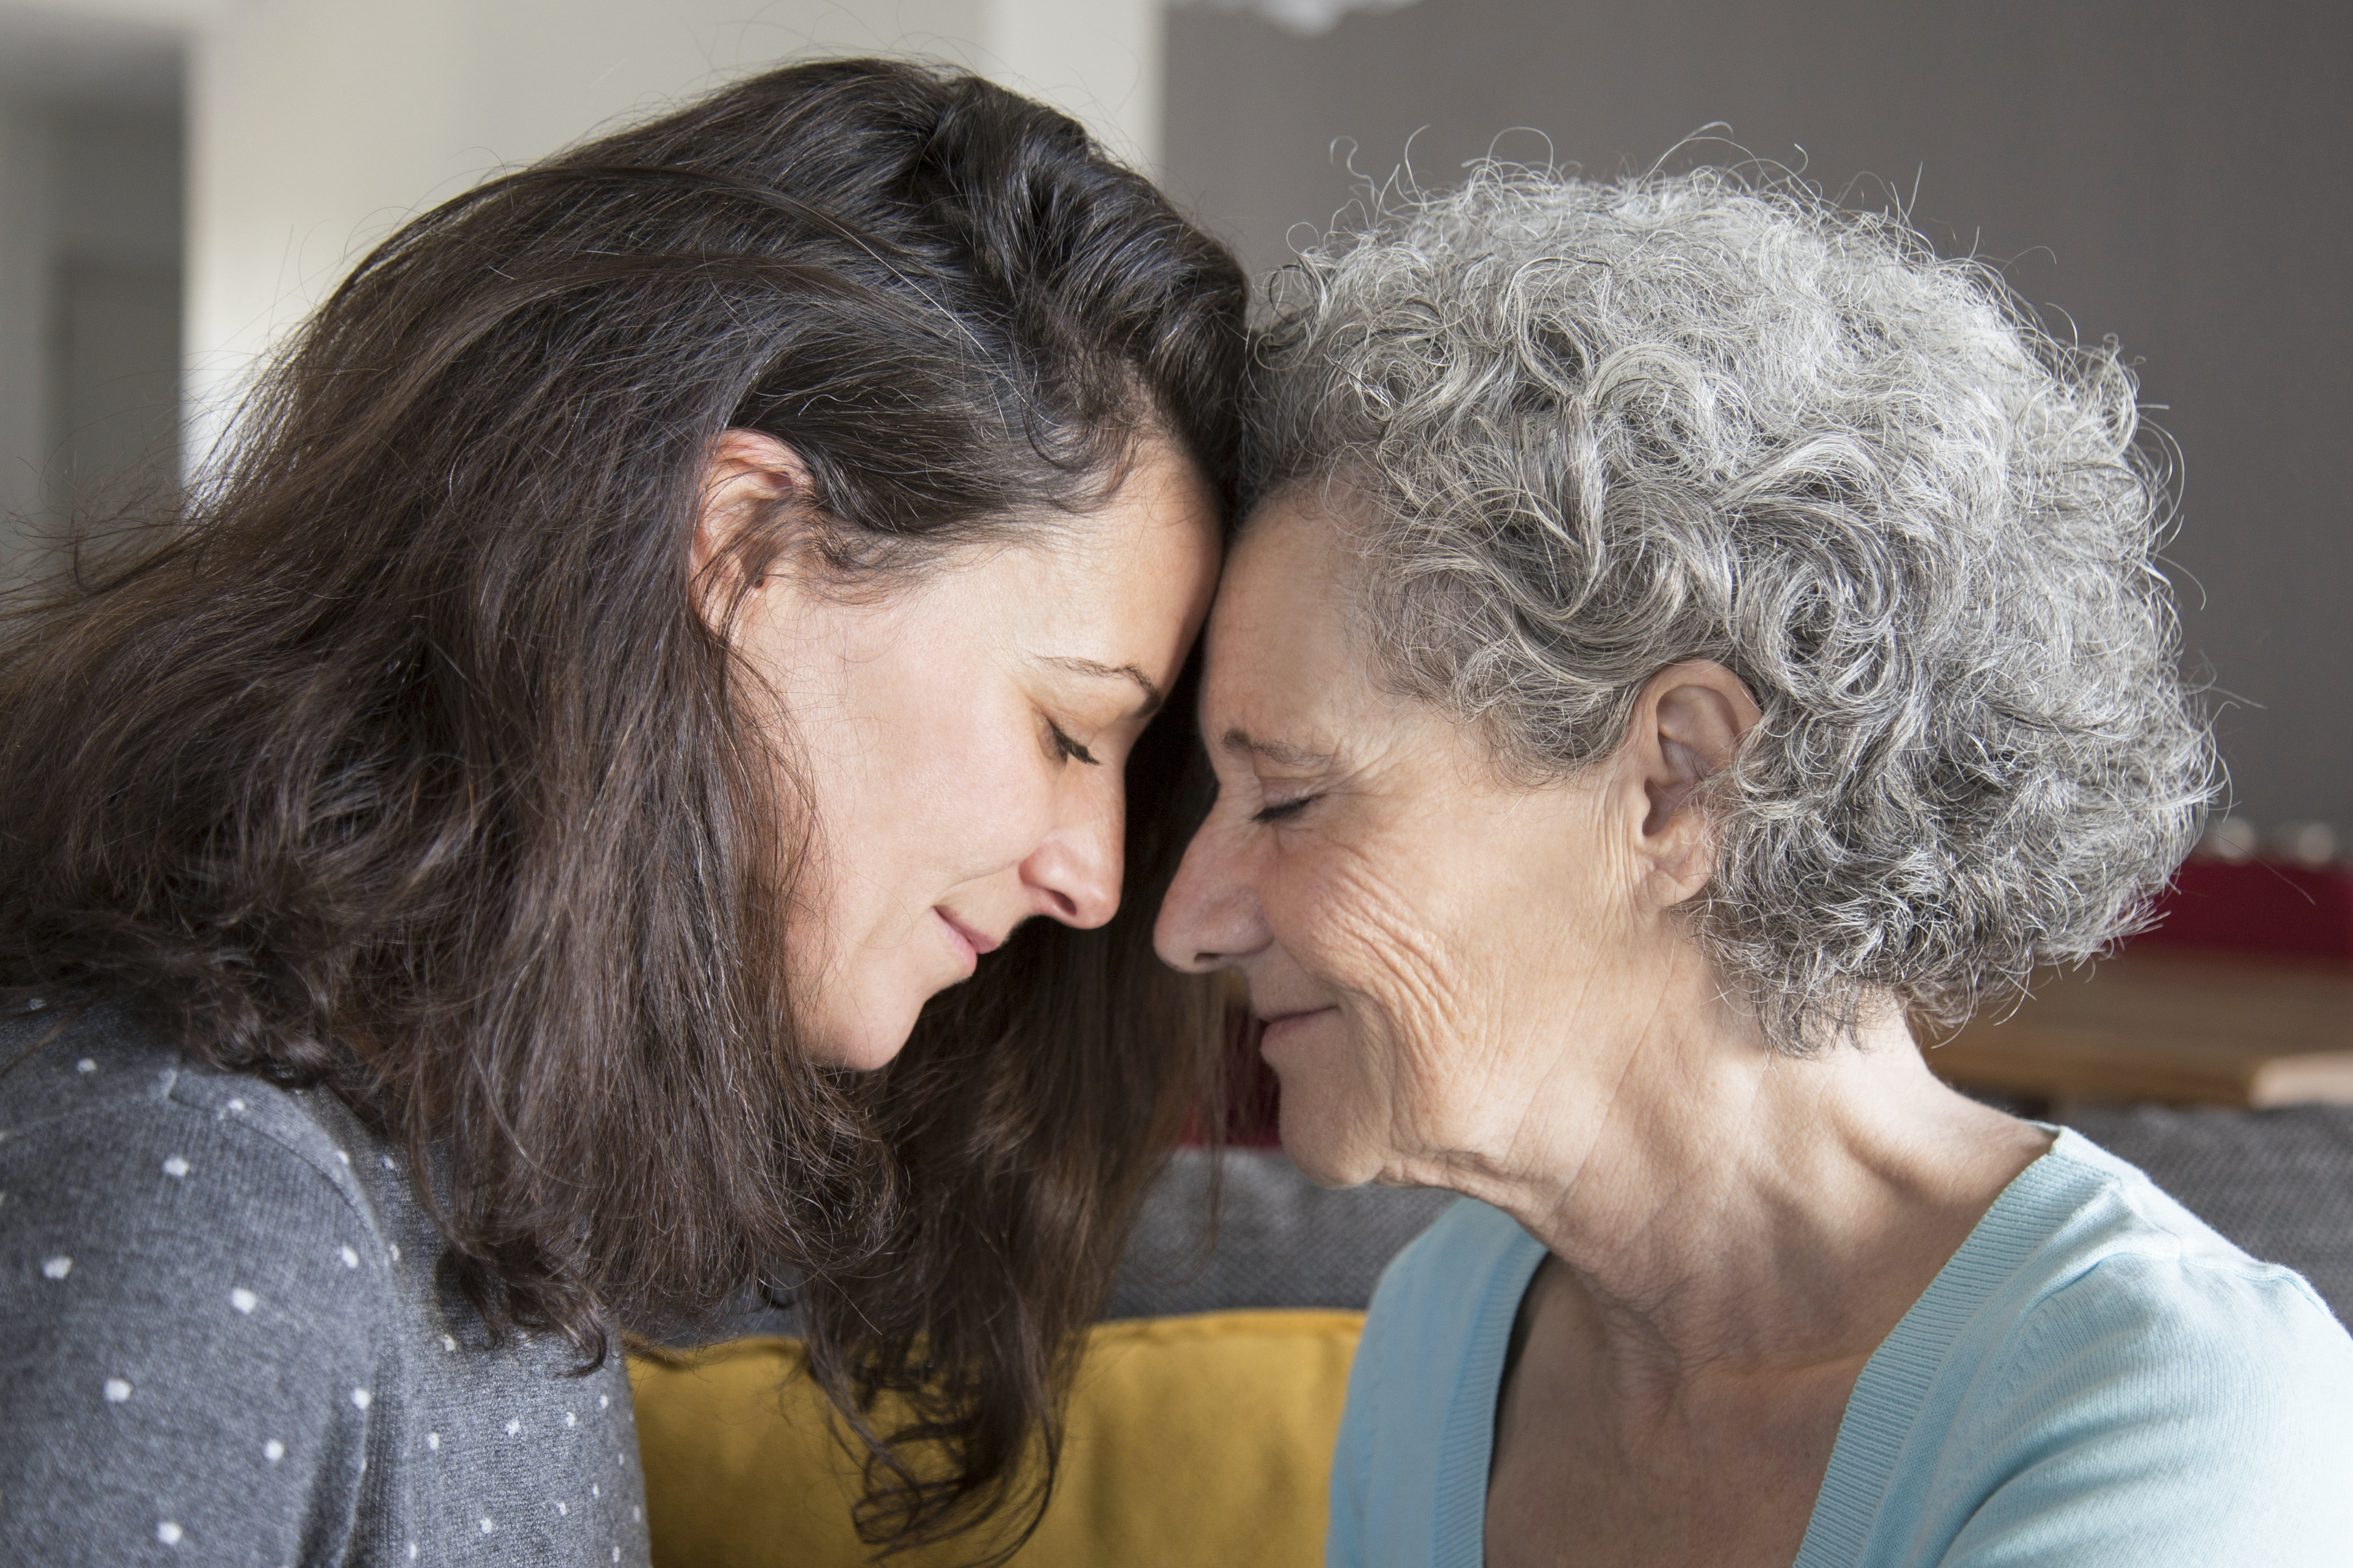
left=1156, top=171, right=2353, bottom=1567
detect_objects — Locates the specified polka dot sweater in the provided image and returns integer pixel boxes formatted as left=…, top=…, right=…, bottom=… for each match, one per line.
left=0, top=1003, right=651, bottom=1565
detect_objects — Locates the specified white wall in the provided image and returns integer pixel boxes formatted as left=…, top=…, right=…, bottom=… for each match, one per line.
left=1, top=0, right=1165, bottom=541
left=180, top=0, right=1163, bottom=468
left=0, top=96, right=56, bottom=535
left=982, top=0, right=1161, bottom=171
left=0, top=1, right=184, bottom=575
left=48, top=100, right=180, bottom=519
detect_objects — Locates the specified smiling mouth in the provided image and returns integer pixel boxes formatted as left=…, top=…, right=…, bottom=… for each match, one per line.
left=1256, top=1006, right=1337, bottom=1042
left=935, top=909, right=1003, bottom=968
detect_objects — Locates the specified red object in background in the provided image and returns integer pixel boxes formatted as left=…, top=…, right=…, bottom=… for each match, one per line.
left=1183, top=1008, right=1284, bottom=1147
left=2134, top=857, right=2353, bottom=962
left=1223, top=1045, right=1284, bottom=1147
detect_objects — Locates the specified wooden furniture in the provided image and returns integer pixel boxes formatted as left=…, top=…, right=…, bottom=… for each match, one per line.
left=1926, top=950, right=2353, bottom=1111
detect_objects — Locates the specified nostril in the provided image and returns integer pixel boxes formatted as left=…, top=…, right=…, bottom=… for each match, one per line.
left=1044, top=888, right=1080, bottom=922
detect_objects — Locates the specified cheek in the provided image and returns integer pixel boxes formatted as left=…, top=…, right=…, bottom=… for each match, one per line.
left=924, top=703, right=1058, bottom=870
left=828, top=688, right=1049, bottom=905
left=1268, top=847, right=1472, bottom=1047
left=1266, top=1016, right=1395, bottom=1185
left=1265, top=830, right=1596, bottom=1166
left=1262, top=850, right=1479, bottom=1112
left=788, top=707, right=1049, bottom=1070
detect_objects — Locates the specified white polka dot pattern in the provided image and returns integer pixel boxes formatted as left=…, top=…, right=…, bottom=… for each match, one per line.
left=2, top=1016, right=653, bottom=1565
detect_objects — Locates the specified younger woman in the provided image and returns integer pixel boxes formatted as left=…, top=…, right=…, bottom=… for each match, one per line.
left=0, top=57, right=1244, bottom=1565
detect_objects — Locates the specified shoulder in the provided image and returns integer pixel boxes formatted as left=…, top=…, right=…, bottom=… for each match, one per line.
left=1906, top=1130, right=2353, bottom=1566
left=1993, top=1131, right=2353, bottom=1439
left=1, top=1000, right=397, bottom=1309
left=0, top=1003, right=405, bottom=1557
left=1330, top=1197, right=1544, bottom=1568
left=1351, top=1194, right=1544, bottom=1409
left=2008, top=1129, right=2349, bottom=1368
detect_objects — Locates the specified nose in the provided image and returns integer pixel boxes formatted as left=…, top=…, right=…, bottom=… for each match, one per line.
left=1153, top=820, right=1272, bottom=974
left=1019, top=777, right=1123, bottom=931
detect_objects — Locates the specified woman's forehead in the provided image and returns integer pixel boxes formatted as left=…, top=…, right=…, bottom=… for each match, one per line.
left=1203, top=505, right=1402, bottom=749
left=1211, top=507, right=1350, bottom=673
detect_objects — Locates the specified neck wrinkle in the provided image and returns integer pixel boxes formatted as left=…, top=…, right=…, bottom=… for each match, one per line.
left=1434, top=1002, right=2047, bottom=1400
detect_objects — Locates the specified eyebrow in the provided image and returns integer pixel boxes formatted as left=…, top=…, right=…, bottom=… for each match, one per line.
left=1220, top=728, right=1336, bottom=768
left=1041, top=656, right=1165, bottom=716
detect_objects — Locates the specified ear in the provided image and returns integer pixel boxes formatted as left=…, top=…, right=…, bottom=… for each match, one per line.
left=688, top=429, right=819, bottom=634
left=1618, top=660, right=1761, bottom=909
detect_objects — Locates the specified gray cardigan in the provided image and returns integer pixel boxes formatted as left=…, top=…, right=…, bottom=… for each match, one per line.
left=0, top=1003, right=650, bottom=1566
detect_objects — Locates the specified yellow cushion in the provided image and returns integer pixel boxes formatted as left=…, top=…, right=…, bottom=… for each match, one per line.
left=630, top=1309, right=1364, bottom=1568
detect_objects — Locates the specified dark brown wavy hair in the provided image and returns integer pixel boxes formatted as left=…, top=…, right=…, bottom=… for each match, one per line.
left=0, top=57, right=1244, bottom=1557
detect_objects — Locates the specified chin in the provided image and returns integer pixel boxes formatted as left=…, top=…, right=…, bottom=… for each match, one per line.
left=806, top=993, right=923, bottom=1072
left=824, top=1036, right=910, bottom=1072
left=1272, top=1083, right=1382, bottom=1189
left=1261, top=1016, right=1386, bottom=1187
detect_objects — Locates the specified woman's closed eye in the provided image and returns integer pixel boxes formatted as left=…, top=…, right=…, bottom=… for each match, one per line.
left=1048, top=721, right=1101, bottom=766
left=1252, top=794, right=1317, bottom=825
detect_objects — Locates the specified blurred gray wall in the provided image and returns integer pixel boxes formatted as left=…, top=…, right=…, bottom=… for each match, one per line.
left=1165, top=0, right=2353, bottom=833
left=0, top=7, right=182, bottom=582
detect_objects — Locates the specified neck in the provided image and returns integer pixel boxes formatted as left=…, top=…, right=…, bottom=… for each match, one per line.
left=1419, top=965, right=2049, bottom=1389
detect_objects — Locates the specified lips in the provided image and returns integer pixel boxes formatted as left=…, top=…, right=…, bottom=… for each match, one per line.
left=935, top=908, right=1003, bottom=967
left=1256, top=1006, right=1338, bottom=1045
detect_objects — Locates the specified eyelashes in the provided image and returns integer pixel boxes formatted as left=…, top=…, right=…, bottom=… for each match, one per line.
left=1251, top=796, right=1315, bottom=825
left=1049, top=722, right=1101, bottom=766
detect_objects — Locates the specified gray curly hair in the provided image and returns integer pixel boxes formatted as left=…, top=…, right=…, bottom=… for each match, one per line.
left=1249, top=166, right=2214, bottom=1051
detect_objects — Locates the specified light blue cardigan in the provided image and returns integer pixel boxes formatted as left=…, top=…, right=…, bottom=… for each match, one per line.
left=1327, top=1128, right=2353, bottom=1567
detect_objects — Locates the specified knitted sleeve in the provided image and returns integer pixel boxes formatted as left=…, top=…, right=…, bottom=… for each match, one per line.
left=0, top=1029, right=387, bottom=1565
